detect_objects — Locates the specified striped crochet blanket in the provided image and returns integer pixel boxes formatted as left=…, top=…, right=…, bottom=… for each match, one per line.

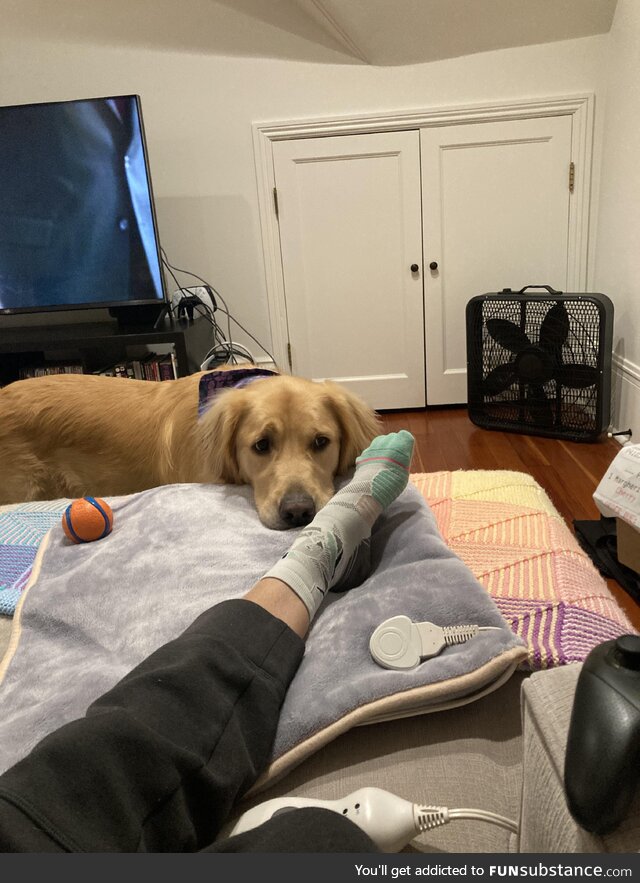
left=411, top=470, right=636, bottom=670
left=0, top=471, right=635, bottom=669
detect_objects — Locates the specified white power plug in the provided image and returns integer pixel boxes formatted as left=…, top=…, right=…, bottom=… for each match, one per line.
left=228, top=786, right=518, bottom=852
left=171, top=286, right=216, bottom=316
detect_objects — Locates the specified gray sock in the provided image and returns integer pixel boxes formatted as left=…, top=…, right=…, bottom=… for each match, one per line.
left=263, top=430, right=415, bottom=620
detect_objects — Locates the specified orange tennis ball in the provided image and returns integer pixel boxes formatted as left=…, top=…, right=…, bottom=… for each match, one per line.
left=62, top=497, right=114, bottom=544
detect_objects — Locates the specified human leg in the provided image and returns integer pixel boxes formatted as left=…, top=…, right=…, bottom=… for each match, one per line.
left=0, top=598, right=304, bottom=852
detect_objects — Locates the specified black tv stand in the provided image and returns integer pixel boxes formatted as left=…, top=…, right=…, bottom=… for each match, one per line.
left=108, top=302, right=169, bottom=329
left=0, top=314, right=213, bottom=385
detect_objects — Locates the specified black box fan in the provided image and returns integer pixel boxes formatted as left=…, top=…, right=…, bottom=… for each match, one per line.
left=466, top=285, right=614, bottom=442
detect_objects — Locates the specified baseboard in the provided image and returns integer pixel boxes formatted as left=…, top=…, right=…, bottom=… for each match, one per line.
left=255, top=357, right=279, bottom=371
left=611, top=354, right=640, bottom=441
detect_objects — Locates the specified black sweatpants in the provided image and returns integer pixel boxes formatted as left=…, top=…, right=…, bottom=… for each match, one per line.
left=0, top=599, right=378, bottom=853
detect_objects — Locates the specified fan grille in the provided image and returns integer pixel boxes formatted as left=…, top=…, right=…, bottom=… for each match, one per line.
left=466, top=294, right=613, bottom=442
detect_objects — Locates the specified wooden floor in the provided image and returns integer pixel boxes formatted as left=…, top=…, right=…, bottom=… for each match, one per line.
left=378, top=406, right=640, bottom=631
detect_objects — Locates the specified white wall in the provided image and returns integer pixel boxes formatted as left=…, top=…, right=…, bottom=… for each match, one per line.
left=593, top=0, right=640, bottom=436
left=0, top=24, right=608, bottom=371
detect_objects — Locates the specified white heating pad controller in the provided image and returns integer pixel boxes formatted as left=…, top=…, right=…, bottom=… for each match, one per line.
left=369, top=615, right=502, bottom=671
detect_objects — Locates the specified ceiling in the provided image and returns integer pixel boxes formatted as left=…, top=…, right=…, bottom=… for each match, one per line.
left=290, top=0, right=619, bottom=65
left=1, top=0, right=618, bottom=65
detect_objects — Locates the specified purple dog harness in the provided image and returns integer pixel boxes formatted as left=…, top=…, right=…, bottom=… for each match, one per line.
left=198, top=367, right=278, bottom=418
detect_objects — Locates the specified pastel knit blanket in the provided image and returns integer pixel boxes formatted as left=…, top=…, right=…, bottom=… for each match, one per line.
left=410, top=470, right=637, bottom=670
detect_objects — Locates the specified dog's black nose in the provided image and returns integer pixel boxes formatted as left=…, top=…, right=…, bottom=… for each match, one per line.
left=279, top=493, right=316, bottom=528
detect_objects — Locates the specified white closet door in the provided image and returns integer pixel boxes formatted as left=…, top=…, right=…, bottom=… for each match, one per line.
left=421, top=115, right=573, bottom=405
left=272, top=130, right=425, bottom=409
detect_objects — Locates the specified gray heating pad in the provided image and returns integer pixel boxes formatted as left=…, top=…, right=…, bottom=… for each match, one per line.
left=0, top=481, right=526, bottom=782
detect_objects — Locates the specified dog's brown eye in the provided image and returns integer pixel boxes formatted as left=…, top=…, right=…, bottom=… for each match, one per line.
left=254, top=437, right=271, bottom=454
left=313, top=435, right=330, bottom=451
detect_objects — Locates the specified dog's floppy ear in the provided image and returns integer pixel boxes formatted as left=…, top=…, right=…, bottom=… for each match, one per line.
left=323, top=381, right=381, bottom=474
left=199, top=389, right=246, bottom=483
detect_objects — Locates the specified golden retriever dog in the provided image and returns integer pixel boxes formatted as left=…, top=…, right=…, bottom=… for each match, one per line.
left=0, top=367, right=380, bottom=529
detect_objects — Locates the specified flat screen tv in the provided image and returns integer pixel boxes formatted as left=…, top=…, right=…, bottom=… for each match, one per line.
left=0, top=94, right=167, bottom=316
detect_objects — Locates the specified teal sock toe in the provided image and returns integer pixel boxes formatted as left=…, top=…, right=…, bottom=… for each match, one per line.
left=355, top=429, right=415, bottom=470
left=355, top=430, right=415, bottom=509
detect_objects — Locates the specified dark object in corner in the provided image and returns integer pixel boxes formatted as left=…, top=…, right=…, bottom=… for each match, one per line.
left=564, top=634, right=640, bottom=834
left=573, top=516, right=640, bottom=604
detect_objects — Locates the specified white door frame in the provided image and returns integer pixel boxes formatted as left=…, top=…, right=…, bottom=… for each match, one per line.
left=252, top=94, right=594, bottom=376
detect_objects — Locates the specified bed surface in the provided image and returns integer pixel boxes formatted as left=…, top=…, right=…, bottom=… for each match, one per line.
left=0, top=469, right=635, bottom=790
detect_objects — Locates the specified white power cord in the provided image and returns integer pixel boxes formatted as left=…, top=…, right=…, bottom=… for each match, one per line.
left=169, top=285, right=258, bottom=368
left=228, top=786, right=518, bottom=852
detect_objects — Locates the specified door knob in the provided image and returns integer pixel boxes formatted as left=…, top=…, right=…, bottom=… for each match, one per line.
left=410, top=264, right=419, bottom=273
left=429, top=261, right=438, bottom=271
